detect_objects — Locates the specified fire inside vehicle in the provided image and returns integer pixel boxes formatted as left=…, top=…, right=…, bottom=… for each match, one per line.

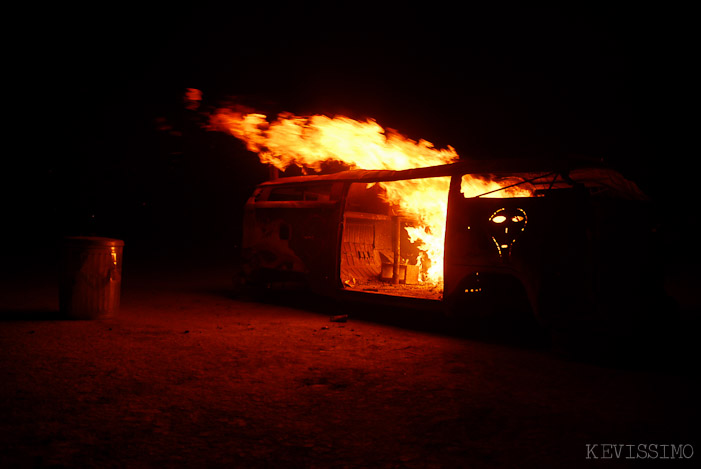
left=239, top=159, right=666, bottom=329
left=206, top=104, right=667, bottom=330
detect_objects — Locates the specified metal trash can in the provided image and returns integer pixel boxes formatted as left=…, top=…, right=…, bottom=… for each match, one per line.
left=60, top=236, right=124, bottom=319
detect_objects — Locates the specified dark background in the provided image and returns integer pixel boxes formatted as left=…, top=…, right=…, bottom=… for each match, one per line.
left=5, top=4, right=693, bottom=268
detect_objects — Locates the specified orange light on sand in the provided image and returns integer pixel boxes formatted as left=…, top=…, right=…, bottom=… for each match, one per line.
left=210, top=106, right=531, bottom=285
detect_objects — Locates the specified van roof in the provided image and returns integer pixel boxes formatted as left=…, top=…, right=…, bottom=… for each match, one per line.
left=257, top=159, right=647, bottom=200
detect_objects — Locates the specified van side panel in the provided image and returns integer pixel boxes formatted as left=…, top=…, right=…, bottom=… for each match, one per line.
left=445, top=178, right=592, bottom=322
left=242, top=187, right=343, bottom=292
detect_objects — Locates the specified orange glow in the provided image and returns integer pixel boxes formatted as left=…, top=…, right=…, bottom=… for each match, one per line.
left=461, top=175, right=533, bottom=198
left=381, top=177, right=451, bottom=282
left=210, top=109, right=459, bottom=172
left=210, top=106, right=531, bottom=284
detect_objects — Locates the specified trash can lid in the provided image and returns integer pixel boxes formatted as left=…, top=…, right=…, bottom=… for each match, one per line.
left=64, top=236, right=125, bottom=247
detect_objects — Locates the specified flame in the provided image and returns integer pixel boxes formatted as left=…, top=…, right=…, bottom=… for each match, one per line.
left=210, top=109, right=459, bottom=171
left=461, top=176, right=533, bottom=198
left=380, top=177, right=451, bottom=282
left=210, top=105, right=531, bottom=285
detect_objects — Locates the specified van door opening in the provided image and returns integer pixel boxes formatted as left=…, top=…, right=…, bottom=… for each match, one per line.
left=339, top=177, right=450, bottom=301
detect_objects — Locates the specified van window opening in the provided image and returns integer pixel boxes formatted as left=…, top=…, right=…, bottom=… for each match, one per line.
left=266, top=184, right=334, bottom=202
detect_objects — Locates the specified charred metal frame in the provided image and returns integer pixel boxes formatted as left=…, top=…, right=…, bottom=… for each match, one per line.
left=241, top=159, right=661, bottom=325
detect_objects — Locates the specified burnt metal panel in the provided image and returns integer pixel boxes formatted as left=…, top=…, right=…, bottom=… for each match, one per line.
left=242, top=159, right=657, bottom=326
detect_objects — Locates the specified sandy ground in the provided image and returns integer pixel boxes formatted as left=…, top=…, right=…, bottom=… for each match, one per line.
left=1, top=256, right=699, bottom=468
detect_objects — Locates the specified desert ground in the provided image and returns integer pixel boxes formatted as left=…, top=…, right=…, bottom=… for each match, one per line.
left=1, top=251, right=699, bottom=468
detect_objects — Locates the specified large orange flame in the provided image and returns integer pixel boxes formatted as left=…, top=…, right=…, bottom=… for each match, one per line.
left=210, top=106, right=530, bottom=284
left=210, top=109, right=460, bottom=171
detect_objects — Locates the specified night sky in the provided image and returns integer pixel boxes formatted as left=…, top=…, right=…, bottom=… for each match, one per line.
left=7, top=4, right=692, bottom=266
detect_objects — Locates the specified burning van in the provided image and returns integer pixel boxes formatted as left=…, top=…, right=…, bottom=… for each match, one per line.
left=239, top=158, right=664, bottom=329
